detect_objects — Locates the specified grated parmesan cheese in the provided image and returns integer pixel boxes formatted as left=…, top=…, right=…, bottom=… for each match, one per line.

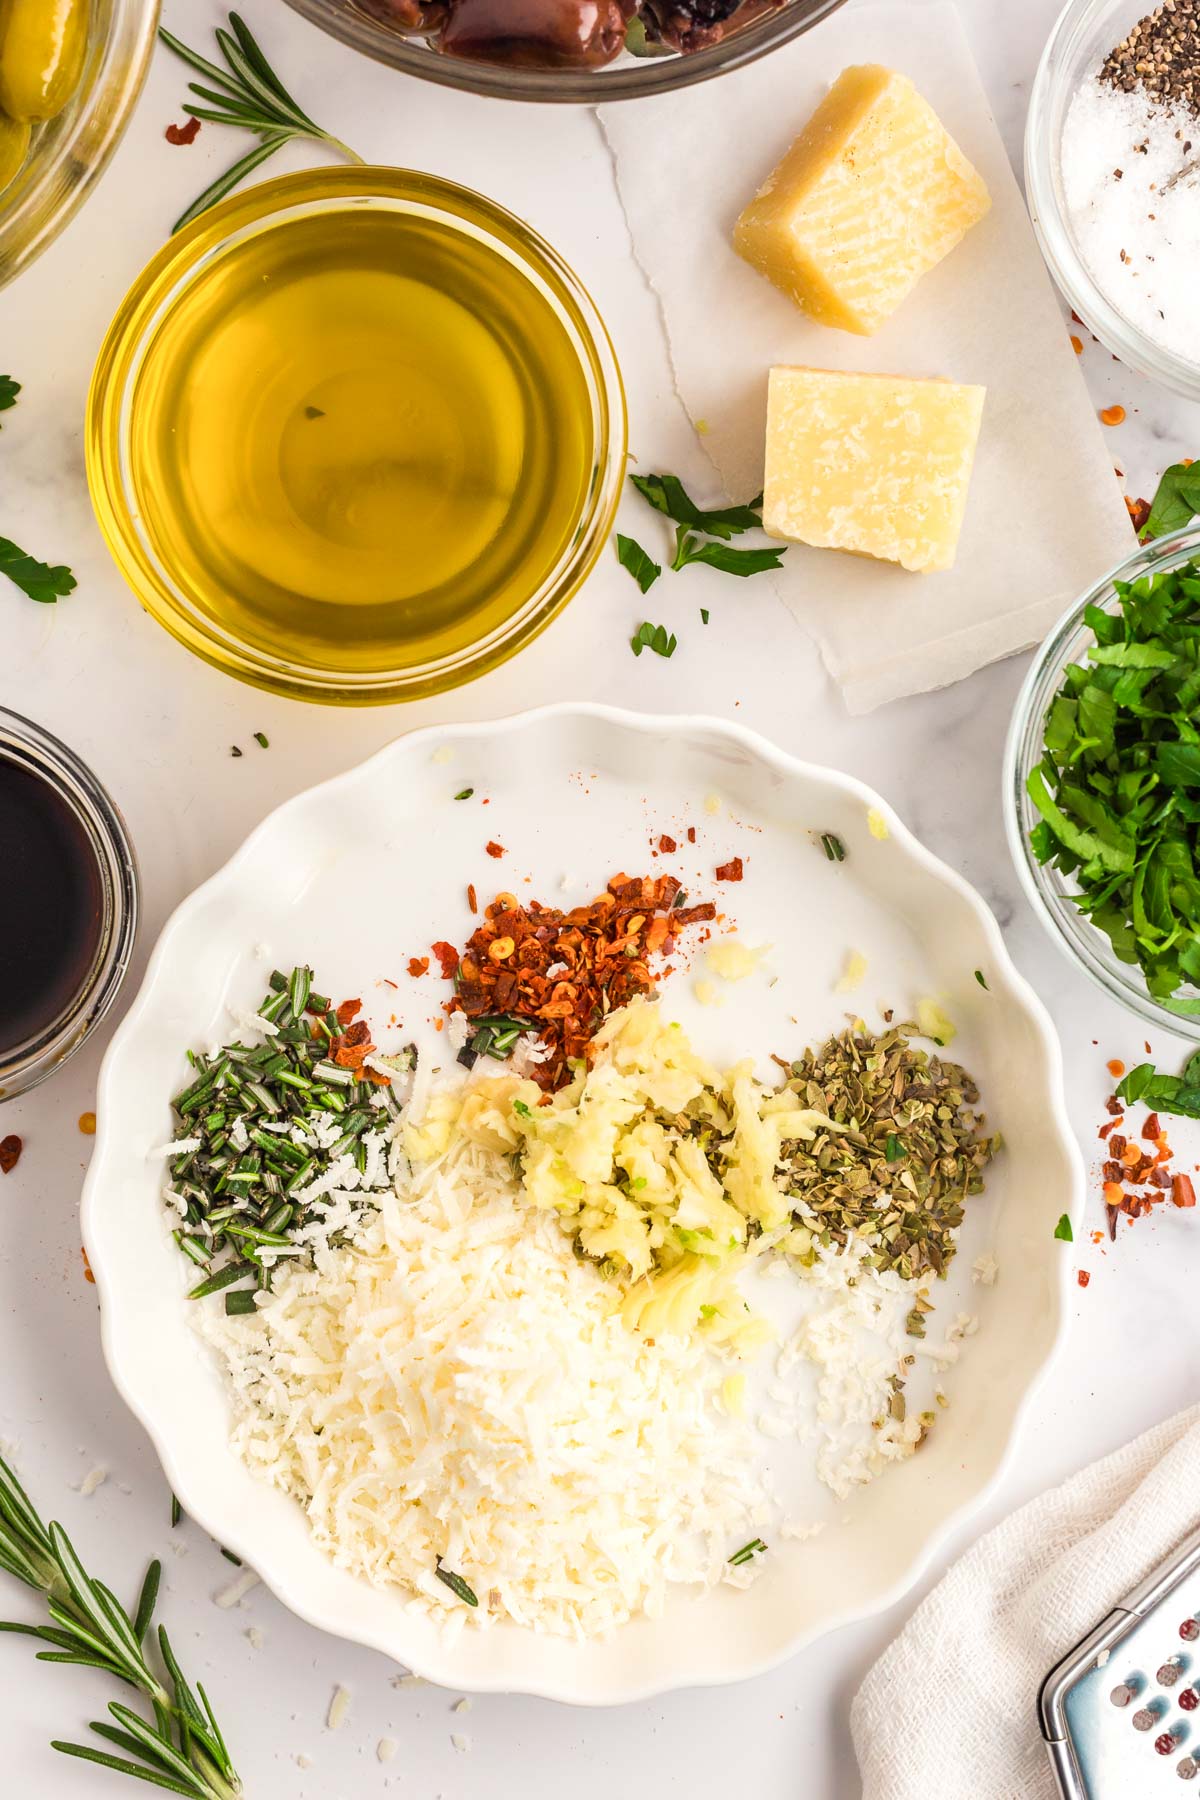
left=198, top=1137, right=770, bottom=1639
left=327, top=1685, right=351, bottom=1730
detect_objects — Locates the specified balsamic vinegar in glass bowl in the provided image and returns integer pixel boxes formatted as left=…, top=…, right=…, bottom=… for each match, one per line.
left=0, top=711, right=138, bottom=1100
left=0, top=754, right=105, bottom=1058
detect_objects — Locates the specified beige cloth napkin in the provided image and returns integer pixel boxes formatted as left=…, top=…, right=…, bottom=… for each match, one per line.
left=599, top=0, right=1133, bottom=713
left=852, top=1406, right=1200, bottom=1800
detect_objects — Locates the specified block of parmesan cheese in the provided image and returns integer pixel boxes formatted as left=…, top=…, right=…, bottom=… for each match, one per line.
left=733, top=65, right=990, bottom=336
left=763, top=365, right=985, bottom=573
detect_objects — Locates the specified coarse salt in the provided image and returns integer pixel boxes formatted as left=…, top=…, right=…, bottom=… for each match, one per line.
left=1062, top=77, right=1200, bottom=364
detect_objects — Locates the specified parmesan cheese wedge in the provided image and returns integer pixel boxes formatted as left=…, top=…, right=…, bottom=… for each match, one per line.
left=733, top=65, right=990, bottom=336
left=763, top=365, right=985, bottom=574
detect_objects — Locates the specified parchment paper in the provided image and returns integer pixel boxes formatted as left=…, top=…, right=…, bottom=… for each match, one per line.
left=599, top=0, right=1134, bottom=713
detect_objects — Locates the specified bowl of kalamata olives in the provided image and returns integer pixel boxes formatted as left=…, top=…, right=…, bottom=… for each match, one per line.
left=281, top=0, right=847, bottom=100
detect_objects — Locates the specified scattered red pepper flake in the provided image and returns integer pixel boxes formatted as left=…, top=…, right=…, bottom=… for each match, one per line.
left=431, top=940, right=459, bottom=980
left=444, top=871, right=718, bottom=1092
left=1077, top=1269, right=1091, bottom=1288
left=1100, top=404, right=1126, bottom=427
left=0, top=1134, right=21, bottom=1175
left=657, top=834, right=677, bottom=854
left=407, top=957, right=430, bottom=978
left=485, top=840, right=505, bottom=859
left=165, top=117, right=201, bottom=146
left=1126, top=496, right=1151, bottom=534
left=382, top=978, right=398, bottom=989
left=467, top=883, right=478, bottom=915
left=714, top=856, right=744, bottom=882
left=1173, top=1174, right=1196, bottom=1209
left=78, top=1112, right=96, bottom=1136
left=81, top=1247, right=95, bottom=1284
left=335, top=998, right=361, bottom=1026
left=1107, top=1058, right=1126, bottom=1078
left=1143, top=1112, right=1161, bottom=1142
left=686, top=827, right=696, bottom=844
left=1070, top=334, right=1083, bottom=354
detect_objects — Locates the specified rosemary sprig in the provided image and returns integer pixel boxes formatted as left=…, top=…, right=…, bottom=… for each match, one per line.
left=0, top=1452, right=242, bottom=1797
left=158, top=10, right=362, bottom=233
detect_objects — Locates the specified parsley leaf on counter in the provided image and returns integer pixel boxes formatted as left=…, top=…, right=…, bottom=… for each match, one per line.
left=630, top=473, right=764, bottom=540
left=1117, top=1060, right=1200, bottom=1120
left=0, top=535, right=76, bottom=604
left=631, top=620, right=677, bottom=659
left=671, top=531, right=786, bottom=578
left=1027, top=552, right=1200, bottom=1009
left=1054, top=1213, right=1074, bottom=1242
left=1144, top=461, right=1200, bottom=540
left=0, top=375, right=19, bottom=420
left=615, top=532, right=661, bottom=594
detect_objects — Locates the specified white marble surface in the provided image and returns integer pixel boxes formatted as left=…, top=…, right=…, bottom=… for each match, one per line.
left=1, top=1, right=1198, bottom=1794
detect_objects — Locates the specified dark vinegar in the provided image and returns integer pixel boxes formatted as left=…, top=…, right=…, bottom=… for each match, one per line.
left=0, top=756, right=104, bottom=1056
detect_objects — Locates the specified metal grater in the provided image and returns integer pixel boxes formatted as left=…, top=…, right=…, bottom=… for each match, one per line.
left=1041, top=1521, right=1200, bottom=1796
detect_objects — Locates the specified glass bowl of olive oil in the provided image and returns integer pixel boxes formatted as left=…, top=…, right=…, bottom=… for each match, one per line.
left=86, top=166, right=626, bottom=704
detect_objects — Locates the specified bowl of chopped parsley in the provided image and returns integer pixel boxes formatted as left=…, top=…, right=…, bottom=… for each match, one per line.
left=1006, top=521, right=1200, bottom=1035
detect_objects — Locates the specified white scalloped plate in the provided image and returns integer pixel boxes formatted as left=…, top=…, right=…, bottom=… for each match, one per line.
left=82, top=705, right=1081, bottom=1703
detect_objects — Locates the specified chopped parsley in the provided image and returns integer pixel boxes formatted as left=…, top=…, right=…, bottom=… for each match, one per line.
left=0, top=536, right=76, bottom=605
left=1054, top=1213, right=1074, bottom=1242
left=615, top=532, right=661, bottom=594
left=631, top=620, right=677, bottom=660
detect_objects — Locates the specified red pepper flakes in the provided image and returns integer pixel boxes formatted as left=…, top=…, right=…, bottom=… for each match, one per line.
left=444, top=872, right=717, bottom=1092
left=1097, top=1058, right=1196, bottom=1234
left=1078, top=1270, right=1091, bottom=1288
left=485, top=840, right=505, bottom=859
left=657, top=834, right=677, bottom=854
left=1107, top=1058, right=1126, bottom=1079
left=686, top=827, right=696, bottom=844
left=1173, top=1174, right=1196, bottom=1209
left=1126, top=496, right=1151, bottom=534
left=81, top=1247, right=95, bottom=1284
left=715, top=856, right=744, bottom=882
left=335, top=998, right=361, bottom=1026
left=431, top=940, right=459, bottom=980
left=0, top=1134, right=21, bottom=1175
left=165, top=117, right=201, bottom=145
left=1143, top=1113, right=1161, bottom=1142
left=467, top=884, right=478, bottom=915
left=407, top=957, right=430, bottom=978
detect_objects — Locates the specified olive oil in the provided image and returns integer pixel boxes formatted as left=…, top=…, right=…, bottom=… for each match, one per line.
left=126, top=201, right=596, bottom=680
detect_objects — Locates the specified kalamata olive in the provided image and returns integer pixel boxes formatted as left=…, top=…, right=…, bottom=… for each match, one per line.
left=0, top=0, right=89, bottom=123
left=350, top=0, right=449, bottom=33
left=440, top=0, right=637, bottom=69
left=643, top=0, right=781, bottom=53
left=0, top=112, right=30, bottom=196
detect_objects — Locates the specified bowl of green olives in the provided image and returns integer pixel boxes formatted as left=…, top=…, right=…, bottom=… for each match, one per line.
left=0, top=0, right=159, bottom=287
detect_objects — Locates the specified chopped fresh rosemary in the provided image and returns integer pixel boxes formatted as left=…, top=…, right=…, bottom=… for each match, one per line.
left=252, top=731, right=268, bottom=749
left=170, top=1493, right=182, bottom=1529
left=457, top=1013, right=535, bottom=1070
left=158, top=11, right=363, bottom=233
left=820, top=833, right=846, bottom=863
left=454, top=787, right=474, bottom=801
left=434, top=1563, right=478, bottom=1607
left=779, top=1024, right=999, bottom=1283
left=974, top=970, right=989, bottom=989
left=230, top=745, right=242, bottom=758
left=0, top=1452, right=242, bottom=1797
left=164, top=966, right=406, bottom=1303
left=728, top=1538, right=766, bottom=1566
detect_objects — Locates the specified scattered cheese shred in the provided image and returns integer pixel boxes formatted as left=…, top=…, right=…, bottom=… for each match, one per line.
left=327, top=1685, right=351, bottom=1731
left=706, top=940, right=769, bottom=982
left=835, top=949, right=868, bottom=993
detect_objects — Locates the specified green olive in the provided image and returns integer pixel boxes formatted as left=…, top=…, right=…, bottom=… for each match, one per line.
left=0, top=109, right=30, bottom=194
left=0, top=0, right=89, bottom=124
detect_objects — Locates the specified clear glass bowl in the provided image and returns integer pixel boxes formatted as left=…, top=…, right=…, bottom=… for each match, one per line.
left=86, top=165, right=626, bottom=706
left=1024, top=0, right=1200, bottom=403
left=0, top=709, right=139, bottom=1101
left=0, top=0, right=159, bottom=289
left=281, top=0, right=848, bottom=101
left=1004, top=524, right=1200, bottom=1040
